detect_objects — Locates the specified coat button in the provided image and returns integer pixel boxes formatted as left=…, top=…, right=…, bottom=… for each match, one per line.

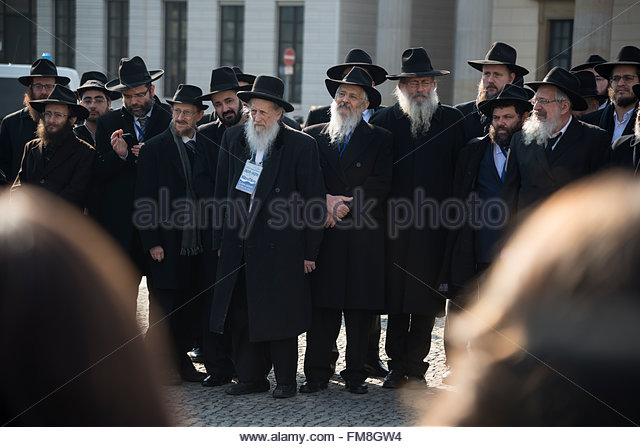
left=275, top=187, right=280, bottom=193
left=39, top=179, right=45, bottom=184
left=356, top=162, right=361, bottom=167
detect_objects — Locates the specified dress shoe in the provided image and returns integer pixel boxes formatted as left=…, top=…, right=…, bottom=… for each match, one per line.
left=272, top=383, right=297, bottom=398
left=345, top=381, right=368, bottom=394
left=382, top=370, right=408, bottom=389
left=299, top=381, right=328, bottom=393
left=364, top=359, right=389, bottom=378
left=180, top=367, right=207, bottom=383
left=202, top=374, right=233, bottom=387
left=187, top=347, right=204, bottom=363
left=225, top=380, right=270, bottom=395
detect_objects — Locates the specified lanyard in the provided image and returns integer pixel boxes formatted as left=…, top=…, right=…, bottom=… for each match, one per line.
left=338, top=132, right=353, bottom=158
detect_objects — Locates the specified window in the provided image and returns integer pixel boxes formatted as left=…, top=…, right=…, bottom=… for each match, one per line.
left=107, top=0, right=129, bottom=78
left=547, top=20, right=573, bottom=72
left=219, top=4, right=244, bottom=67
left=277, top=5, right=303, bottom=103
left=164, top=1, right=187, bottom=96
left=55, top=0, right=75, bottom=67
left=0, top=0, right=37, bottom=64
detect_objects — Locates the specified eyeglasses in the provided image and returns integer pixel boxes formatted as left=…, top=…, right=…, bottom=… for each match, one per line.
left=405, top=80, right=433, bottom=89
left=336, top=90, right=363, bottom=102
left=81, top=98, right=106, bottom=105
left=123, top=88, right=151, bottom=100
left=610, top=75, right=639, bottom=84
left=172, top=108, right=198, bottom=118
left=43, top=111, right=69, bottom=120
left=32, top=83, right=55, bottom=91
left=530, top=98, right=563, bottom=106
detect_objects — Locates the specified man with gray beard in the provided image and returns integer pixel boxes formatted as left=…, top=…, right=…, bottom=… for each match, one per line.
left=302, top=68, right=392, bottom=394
left=370, top=48, right=466, bottom=389
left=211, top=76, right=325, bottom=398
left=503, top=67, right=609, bottom=217
left=610, top=84, right=640, bottom=173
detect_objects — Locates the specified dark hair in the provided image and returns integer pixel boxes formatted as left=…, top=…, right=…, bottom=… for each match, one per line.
left=488, top=99, right=530, bottom=118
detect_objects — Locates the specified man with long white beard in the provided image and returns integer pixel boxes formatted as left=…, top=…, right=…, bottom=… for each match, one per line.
left=611, top=84, right=640, bottom=172
left=503, top=67, right=609, bottom=217
left=211, top=75, right=325, bottom=398
left=370, top=47, right=466, bottom=389
left=11, top=85, right=94, bottom=208
left=301, top=68, right=392, bottom=394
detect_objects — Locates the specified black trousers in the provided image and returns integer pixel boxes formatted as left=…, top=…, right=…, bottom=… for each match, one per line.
left=305, top=308, right=371, bottom=384
left=385, top=312, right=436, bottom=378
left=229, top=267, right=298, bottom=385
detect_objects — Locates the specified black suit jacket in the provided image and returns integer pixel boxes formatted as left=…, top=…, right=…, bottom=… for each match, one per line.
left=0, top=107, right=38, bottom=184
left=503, top=117, right=610, bottom=217
left=610, top=134, right=640, bottom=173
left=304, top=120, right=393, bottom=310
left=596, top=103, right=637, bottom=142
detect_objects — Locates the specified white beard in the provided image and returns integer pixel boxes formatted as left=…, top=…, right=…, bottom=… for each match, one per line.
left=327, top=100, right=364, bottom=145
left=394, top=85, right=439, bottom=138
left=522, top=113, right=563, bottom=146
left=244, top=117, right=280, bottom=158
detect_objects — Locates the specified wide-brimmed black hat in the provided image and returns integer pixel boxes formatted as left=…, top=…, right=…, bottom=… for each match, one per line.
left=633, top=83, right=640, bottom=101
left=387, top=47, right=449, bottom=79
left=513, top=75, right=535, bottom=99
left=237, top=75, right=294, bottom=112
left=478, top=83, right=533, bottom=116
left=326, top=48, right=388, bottom=86
left=594, top=46, right=640, bottom=79
left=526, top=67, right=588, bottom=111
left=29, top=84, right=89, bottom=120
left=18, top=58, right=70, bottom=86
left=76, top=71, right=121, bottom=100
left=232, top=67, right=257, bottom=86
left=573, top=71, right=599, bottom=98
left=105, top=56, right=164, bottom=92
left=325, top=67, right=381, bottom=109
left=571, top=54, right=607, bottom=72
left=198, top=67, right=250, bottom=100
left=167, top=84, right=208, bottom=110
left=468, top=42, right=529, bottom=77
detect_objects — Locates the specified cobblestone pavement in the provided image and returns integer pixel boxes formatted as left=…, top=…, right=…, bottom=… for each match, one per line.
left=137, top=278, right=452, bottom=427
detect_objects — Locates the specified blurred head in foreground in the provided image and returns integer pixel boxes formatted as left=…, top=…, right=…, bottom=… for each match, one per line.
left=0, top=187, right=169, bottom=426
left=423, top=172, right=640, bottom=426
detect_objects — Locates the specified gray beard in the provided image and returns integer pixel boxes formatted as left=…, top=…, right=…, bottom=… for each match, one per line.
left=327, top=100, right=363, bottom=145
left=394, top=86, right=439, bottom=138
left=522, top=113, right=562, bottom=146
left=244, top=117, right=280, bottom=157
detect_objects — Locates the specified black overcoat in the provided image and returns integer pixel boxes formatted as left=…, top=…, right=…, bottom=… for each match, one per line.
left=0, top=107, right=38, bottom=184
left=455, top=100, right=488, bottom=143
left=304, top=120, right=393, bottom=310
left=210, top=123, right=326, bottom=342
left=370, top=102, right=466, bottom=316
left=596, top=103, right=637, bottom=141
left=610, top=134, right=639, bottom=172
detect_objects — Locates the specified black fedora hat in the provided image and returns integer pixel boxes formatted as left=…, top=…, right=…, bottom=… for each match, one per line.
left=18, top=58, right=70, bottom=86
left=570, top=54, right=607, bottom=72
left=198, top=66, right=249, bottom=100
left=478, top=83, right=533, bottom=116
left=76, top=71, right=121, bottom=100
left=326, top=48, right=388, bottom=86
left=633, top=83, right=640, bottom=101
left=513, top=75, right=535, bottom=99
left=325, top=67, right=381, bottom=109
left=232, top=66, right=257, bottom=86
left=29, top=84, right=89, bottom=120
left=167, top=84, right=208, bottom=110
left=573, top=71, right=599, bottom=98
left=237, top=75, right=294, bottom=112
left=387, top=47, right=449, bottom=79
left=105, top=56, right=164, bottom=92
left=468, top=42, right=529, bottom=77
left=526, top=67, right=588, bottom=111
left=594, top=46, right=640, bottom=79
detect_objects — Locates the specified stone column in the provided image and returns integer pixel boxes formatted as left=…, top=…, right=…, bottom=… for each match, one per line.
left=572, top=0, right=613, bottom=64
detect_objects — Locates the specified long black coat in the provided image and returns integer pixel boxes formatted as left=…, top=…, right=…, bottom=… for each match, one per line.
left=455, top=100, right=489, bottom=143
left=596, top=103, right=637, bottom=141
left=610, top=134, right=639, bottom=172
left=370, top=102, right=466, bottom=316
left=304, top=120, right=393, bottom=310
left=0, top=107, right=38, bottom=184
left=210, top=123, right=326, bottom=342
left=12, top=132, right=95, bottom=207
left=92, top=101, right=171, bottom=265
left=503, top=117, right=610, bottom=216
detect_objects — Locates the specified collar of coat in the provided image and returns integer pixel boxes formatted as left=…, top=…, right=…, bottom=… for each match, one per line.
left=392, top=100, right=444, bottom=123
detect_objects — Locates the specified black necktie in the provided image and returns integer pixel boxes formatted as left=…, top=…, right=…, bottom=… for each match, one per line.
left=185, top=140, right=196, bottom=165
left=545, top=134, right=561, bottom=152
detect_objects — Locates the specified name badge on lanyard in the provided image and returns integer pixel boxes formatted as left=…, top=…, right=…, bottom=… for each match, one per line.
left=236, top=160, right=263, bottom=195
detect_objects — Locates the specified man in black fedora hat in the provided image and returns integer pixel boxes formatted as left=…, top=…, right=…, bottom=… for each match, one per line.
left=572, top=71, right=602, bottom=120
left=610, top=84, right=640, bottom=173
left=305, top=48, right=388, bottom=128
left=0, top=58, right=70, bottom=186
left=503, top=67, right=610, bottom=217
left=455, top=42, right=529, bottom=142
left=440, top=83, right=532, bottom=383
left=370, top=47, right=466, bottom=389
left=301, top=67, right=392, bottom=394
left=74, top=71, right=121, bottom=146
left=592, top=46, right=640, bottom=144
left=211, top=75, right=325, bottom=398
left=91, top=56, right=171, bottom=310
left=11, top=85, right=95, bottom=208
